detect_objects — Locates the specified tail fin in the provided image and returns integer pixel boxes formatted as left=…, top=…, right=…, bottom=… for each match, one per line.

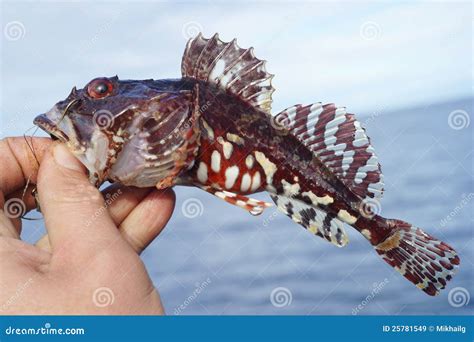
left=373, top=219, right=460, bottom=296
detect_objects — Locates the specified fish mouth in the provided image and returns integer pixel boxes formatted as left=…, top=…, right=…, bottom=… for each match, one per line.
left=33, top=114, right=70, bottom=142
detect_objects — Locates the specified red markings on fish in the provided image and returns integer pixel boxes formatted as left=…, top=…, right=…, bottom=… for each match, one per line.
left=193, top=131, right=264, bottom=195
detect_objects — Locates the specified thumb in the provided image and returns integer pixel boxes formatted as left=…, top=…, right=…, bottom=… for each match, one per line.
left=37, top=143, right=121, bottom=256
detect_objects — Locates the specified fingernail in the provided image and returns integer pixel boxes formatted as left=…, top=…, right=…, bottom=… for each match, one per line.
left=53, top=144, right=83, bottom=172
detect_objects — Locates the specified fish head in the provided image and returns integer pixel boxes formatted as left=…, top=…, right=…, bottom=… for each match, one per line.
left=34, top=76, right=200, bottom=187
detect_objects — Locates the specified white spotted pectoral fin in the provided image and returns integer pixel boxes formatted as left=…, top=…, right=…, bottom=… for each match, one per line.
left=270, top=194, right=349, bottom=247
left=198, top=185, right=272, bottom=215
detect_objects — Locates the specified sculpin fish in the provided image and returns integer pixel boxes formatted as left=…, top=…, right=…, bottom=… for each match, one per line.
left=34, top=33, right=459, bottom=296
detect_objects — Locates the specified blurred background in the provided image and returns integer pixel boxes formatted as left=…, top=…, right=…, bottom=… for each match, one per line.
left=1, top=0, right=472, bottom=315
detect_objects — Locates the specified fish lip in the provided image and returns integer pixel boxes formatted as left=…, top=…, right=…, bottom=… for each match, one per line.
left=33, top=114, right=69, bottom=142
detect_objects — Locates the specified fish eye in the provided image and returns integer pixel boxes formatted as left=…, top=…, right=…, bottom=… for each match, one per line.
left=87, top=78, right=114, bottom=99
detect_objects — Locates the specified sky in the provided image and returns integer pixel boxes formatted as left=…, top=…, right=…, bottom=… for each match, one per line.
left=0, top=0, right=472, bottom=137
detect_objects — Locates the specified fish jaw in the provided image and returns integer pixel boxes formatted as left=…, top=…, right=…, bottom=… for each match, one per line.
left=34, top=106, right=111, bottom=186
left=34, top=106, right=74, bottom=143
left=77, top=130, right=110, bottom=185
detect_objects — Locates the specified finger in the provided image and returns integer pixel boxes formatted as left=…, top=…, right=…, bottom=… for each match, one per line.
left=0, top=191, right=20, bottom=239
left=35, top=185, right=151, bottom=252
left=119, top=188, right=175, bottom=254
left=36, top=234, right=51, bottom=251
left=102, top=184, right=152, bottom=226
left=37, top=143, right=123, bottom=256
left=0, top=137, right=52, bottom=195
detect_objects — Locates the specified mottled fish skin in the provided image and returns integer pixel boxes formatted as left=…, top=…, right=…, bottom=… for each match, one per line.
left=34, top=33, right=460, bottom=297
left=183, top=83, right=361, bottom=221
left=34, top=78, right=200, bottom=187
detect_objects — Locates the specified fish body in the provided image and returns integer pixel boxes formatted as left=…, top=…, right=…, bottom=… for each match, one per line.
left=34, top=33, right=459, bottom=296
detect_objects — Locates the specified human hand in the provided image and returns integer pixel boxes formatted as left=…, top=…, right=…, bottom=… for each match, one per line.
left=0, top=137, right=175, bottom=314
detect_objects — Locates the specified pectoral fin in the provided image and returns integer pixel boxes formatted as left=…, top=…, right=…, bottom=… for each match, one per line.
left=198, top=185, right=272, bottom=215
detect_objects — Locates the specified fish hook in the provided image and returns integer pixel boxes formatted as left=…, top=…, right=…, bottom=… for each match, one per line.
left=57, top=98, right=80, bottom=125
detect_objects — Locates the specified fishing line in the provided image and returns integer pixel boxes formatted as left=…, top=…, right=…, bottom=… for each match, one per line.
left=21, top=125, right=43, bottom=220
left=23, top=125, right=40, bottom=167
left=22, top=98, right=79, bottom=219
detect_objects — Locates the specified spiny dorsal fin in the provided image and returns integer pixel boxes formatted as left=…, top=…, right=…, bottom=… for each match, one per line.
left=270, top=194, right=349, bottom=247
left=181, top=33, right=275, bottom=114
left=274, top=103, right=384, bottom=201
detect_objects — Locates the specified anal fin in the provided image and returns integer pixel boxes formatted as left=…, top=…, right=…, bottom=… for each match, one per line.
left=270, top=194, right=349, bottom=247
left=198, top=185, right=272, bottom=215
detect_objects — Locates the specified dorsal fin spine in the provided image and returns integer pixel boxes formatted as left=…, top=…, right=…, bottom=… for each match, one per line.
left=212, top=39, right=236, bottom=83
left=226, top=54, right=264, bottom=88
left=182, top=33, right=275, bottom=114
left=222, top=45, right=249, bottom=74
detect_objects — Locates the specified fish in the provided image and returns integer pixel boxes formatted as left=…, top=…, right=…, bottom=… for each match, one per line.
left=34, top=33, right=459, bottom=296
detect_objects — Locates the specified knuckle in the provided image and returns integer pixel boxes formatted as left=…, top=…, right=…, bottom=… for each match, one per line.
left=2, top=136, right=17, bottom=146
left=46, top=182, right=103, bottom=206
left=125, top=231, right=147, bottom=253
